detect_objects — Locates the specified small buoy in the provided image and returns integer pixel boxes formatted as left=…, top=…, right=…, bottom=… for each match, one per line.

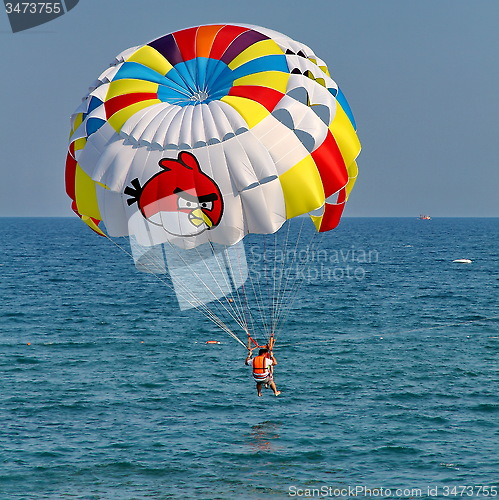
left=27, top=342, right=31, bottom=346
left=206, top=340, right=221, bottom=344
left=453, top=259, right=472, bottom=264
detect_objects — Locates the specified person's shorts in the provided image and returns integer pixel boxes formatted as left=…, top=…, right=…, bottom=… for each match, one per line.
left=253, top=374, right=273, bottom=384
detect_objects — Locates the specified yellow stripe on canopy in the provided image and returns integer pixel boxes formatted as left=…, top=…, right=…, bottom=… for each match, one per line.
left=329, top=103, right=361, bottom=168
left=220, top=95, right=270, bottom=128
left=107, top=79, right=159, bottom=99
left=74, top=164, right=101, bottom=221
left=279, top=155, right=325, bottom=219
left=108, top=99, right=162, bottom=132
left=228, top=40, right=285, bottom=70
left=73, top=137, right=86, bottom=154
left=82, top=215, right=106, bottom=236
left=233, top=71, right=289, bottom=94
left=126, top=45, right=173, bottom=75
left=309, top=213, right=323, bottom=232
left=70, top=113, right=84, bottom=137
left=345, top=160, right=358, bottom=198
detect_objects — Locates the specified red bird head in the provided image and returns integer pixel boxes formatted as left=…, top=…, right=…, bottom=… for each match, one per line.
left=125, top=152, right=224, bottom=237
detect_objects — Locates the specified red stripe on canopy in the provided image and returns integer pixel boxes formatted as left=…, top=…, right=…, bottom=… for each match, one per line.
left=105, top=93, right=158, bottom=118
left=174, top=26, right=199, bottom=61
left=209, top=25, right=249, bottom=61
left=319, top=201, right=345, bottom=232
left=228, top=85, right=284, bottom=112
left=65, top=145, right=76, bottom=200
left=311, top=131, right=348, bottom=198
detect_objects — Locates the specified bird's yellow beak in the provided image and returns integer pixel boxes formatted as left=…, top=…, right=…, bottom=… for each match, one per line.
left=189, top=208, right=213, bottom=227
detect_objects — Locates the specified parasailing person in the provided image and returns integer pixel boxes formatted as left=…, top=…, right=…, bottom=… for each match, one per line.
left=245, top=345, right=280, bottom=397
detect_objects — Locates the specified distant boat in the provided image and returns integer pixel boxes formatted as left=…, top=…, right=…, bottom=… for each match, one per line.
left=453, top=259, right=472, bottom=264
left=419, top=214, right=431, bottom=220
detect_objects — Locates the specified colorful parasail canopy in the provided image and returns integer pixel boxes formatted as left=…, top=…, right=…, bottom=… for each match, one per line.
left=65, top=24, right=360, bottom=249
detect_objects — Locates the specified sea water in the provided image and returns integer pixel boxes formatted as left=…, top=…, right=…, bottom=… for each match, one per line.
left=0, top=218, right=498, bottom=499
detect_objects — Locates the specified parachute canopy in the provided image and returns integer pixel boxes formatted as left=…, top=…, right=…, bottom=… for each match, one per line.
left=65, top=24, right=361, bottom=345
left=66, top=24, right=360, bottom=249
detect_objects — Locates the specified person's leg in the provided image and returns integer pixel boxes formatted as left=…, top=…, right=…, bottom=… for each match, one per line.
left=269, top=380, right=281, bottom=396
left=266, top=367, right=275, bottom=389
left=256, top=382, right=263, bottom=396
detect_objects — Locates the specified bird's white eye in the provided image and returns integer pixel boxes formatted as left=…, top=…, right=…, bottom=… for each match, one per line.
left=178, top=198, right=199, bottom=210
left=199, top=201, right=213, bottom=211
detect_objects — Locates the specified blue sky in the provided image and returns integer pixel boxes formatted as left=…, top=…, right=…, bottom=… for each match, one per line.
left=1, top=0, right=498, bottom=217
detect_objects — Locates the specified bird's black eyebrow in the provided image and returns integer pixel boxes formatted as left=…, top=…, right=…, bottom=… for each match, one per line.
left=198, top=193, right=218, bottom=203
left=173, top=188, right=197, bottom=202
left=174, top=188, right=218, bottom=203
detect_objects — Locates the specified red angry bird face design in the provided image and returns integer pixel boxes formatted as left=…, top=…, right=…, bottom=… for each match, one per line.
left=125, top=151, right=224, bottom=237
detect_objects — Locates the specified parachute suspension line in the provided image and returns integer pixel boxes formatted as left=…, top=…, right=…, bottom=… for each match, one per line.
left=102, top=234, right=247, bottom=348
left=271, top=217, right=309, bottom=342
left=140, top=240, right=246, bottom=345
left=273, top=225, right=323, bottom=337
left=254, top=236, right=275, bottom=342
left=271, top=225, right=284, bottom=336
left=163, top=239, right=250, bottom=338
left=254, top=235, right=272, bottom=340
left=233, top=248, right=258, bottom=340
left=274, top=219, right=320, bottom=344
left=240, top=238, right=272, bottom=345
left=161, top=241, right=245, bottom=329
left=220, top=240, right=264, bottom=345
left=158, top=239, right=261, bottom=349
left=107, top=235, right=207, bottom=313
left=260, top=236, right=274, bottom=337
left=162, top=241, right=236, bottom=319
left=198, top=241, right=249, bottom=332
left=215, top=241, right=253, bottom=336
left=221, top=244, right=258, bottom=340
left=269, top=229, right=282, bottom=341
left=272, top=218, right=300, bottom=341
left=276, top=226, right=324, bottom=335
left=270, top=218, right=294, bottom=338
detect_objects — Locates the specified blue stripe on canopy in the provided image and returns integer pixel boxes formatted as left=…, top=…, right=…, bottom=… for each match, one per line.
left=114, top=62, right=189, bottom=95
left=203, top=59, right=232, bottom=92
left=87, top=96, right=103, bottom=114
left=335, top=87, right=356, bottom=130
left=85, top=117, right=106, bottom=137
left=167, top=62, right=196, bottom=92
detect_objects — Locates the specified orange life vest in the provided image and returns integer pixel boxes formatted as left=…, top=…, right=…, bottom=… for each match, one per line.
left=252, top=355, right=270, bottom=376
